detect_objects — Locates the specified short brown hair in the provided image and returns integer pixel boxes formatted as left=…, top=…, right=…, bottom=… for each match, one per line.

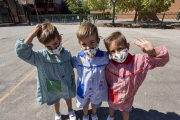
left=37, top=23, right=60, bottom=45
left=104, top=31, right=127, bottom=51
left=76, top=22, right=98, bottom=41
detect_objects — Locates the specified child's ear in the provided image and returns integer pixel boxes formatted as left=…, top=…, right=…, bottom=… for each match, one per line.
left=107, top=50, right=110, bottom=54
left=127, top=43, right=130, bottom=50
left=59, top=36, right=62, bottom=42
left=97, top=38, right=100, bottom=44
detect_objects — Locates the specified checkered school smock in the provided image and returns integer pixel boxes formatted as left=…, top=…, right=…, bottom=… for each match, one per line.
left=15, top=39, right=76, bottom=105
left=72, top=49, right=109, bottom=108
left=105, top=46, right=169, bottom=111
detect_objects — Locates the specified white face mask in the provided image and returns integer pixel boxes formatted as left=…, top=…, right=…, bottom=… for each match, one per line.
left=110, top=48, right=129, bottom=63
left=82, top=44, right=99, bottom=58
left=46, top=42, right=62, bottom=55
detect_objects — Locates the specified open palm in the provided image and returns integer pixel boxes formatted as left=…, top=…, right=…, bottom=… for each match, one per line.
left=133, top=38, right=154, bottom=54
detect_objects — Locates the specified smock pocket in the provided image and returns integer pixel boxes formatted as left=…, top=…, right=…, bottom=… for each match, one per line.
left=71, top=73, right=75, bottom=85
left=77, top=81, right=84, bottom=98
left=108, top=87, right=118, bottom=104
left=46, top=79, right=61, bottom=92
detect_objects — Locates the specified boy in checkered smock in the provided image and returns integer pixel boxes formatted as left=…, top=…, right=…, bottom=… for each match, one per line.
left=15, top=23, right=76, bottom=120
left=72, top=23, right=109, bottom=120
left=104, top=31, right=169, bottom=120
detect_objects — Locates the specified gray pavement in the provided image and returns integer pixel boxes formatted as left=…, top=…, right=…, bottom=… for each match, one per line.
left=0, top=24, right=180, bottom=120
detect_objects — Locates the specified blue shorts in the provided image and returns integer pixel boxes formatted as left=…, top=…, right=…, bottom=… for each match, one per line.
left=110, top=105, right=132, bottom=112
left=47, top=98, right=71, bottom=106
left=77, top=98, right=102, bottom=108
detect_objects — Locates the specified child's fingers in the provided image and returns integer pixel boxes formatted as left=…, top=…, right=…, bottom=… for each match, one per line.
left=142, top=38, right=147, bottom=42
left=138, top=38, right=144, bottom=42
left=133, top=40, right=141, bottom=47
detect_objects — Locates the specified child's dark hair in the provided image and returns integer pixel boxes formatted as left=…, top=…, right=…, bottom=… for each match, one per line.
left=76, top=22, right=98, bottom=42
left=104, top=31, right=127, bottom=51
left=37, top=22, right=60, bottom=45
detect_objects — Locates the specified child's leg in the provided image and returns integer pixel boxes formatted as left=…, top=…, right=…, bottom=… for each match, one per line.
left=65, top=99, right=72, bottom=110
left=122, top=111, right=129, bottom=120
left=109, top=106, right=115, bottom=118
left=83, top=102, right=90, bottom=116
left=91, top=103, right=97, bottom=115
left=53, top=99, right=61, bottom=114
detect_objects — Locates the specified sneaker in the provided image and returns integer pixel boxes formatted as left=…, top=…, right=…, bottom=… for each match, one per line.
left=83, top=115, right=89, bottom=120
left=68, top=109, right=76, bottom=120
left=106, top=115, right=114, bottom=120
left=91, top=114, right=98, bottom=120
left=55, top=113, right=61, bottom=120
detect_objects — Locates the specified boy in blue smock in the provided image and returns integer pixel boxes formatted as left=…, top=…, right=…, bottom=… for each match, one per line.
left=72, top=23, right=109, bottom=120
left=15, top=23, right=76, bottom=120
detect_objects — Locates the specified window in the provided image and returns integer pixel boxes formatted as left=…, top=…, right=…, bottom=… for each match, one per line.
left=48, top=8, right=54, bottom=11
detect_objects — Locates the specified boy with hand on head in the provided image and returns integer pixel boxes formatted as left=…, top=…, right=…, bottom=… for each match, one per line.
left=14, top=23, right=76, bottom=120
left=104, top=31, right=169, bottom=120
left=72, top=23, right=109, bottom=120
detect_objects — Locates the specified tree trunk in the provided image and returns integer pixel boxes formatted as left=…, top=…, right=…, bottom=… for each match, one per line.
left=112, top=2, right=115, bottom=24
left=134, top=8, right=138, bottom=23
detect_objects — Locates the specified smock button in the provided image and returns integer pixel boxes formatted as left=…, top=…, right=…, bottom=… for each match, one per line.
left=62, top=75, right=65, bottom=78
left=122, top=90, right=126, bottom=93
left=89, top=88, right=92, bottom=90
left=89, top=79, right=92, bottom=81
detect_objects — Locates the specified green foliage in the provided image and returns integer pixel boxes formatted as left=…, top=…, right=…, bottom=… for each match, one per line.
left=87, top=0, right=110, bottom=11
left=116, top=0, right=175, bottom=13
left=66, top=0, right=90, bottom=14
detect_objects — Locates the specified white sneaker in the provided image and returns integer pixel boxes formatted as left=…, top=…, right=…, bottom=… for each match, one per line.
left=83, top=115, right=89, bottom=120
left=68, top=109, right=76, bottom=120
left=55, top=113, right=61, bottom=120
left=106, top=115, right=114, bottom=120
left=91, top=114, right=98, bottom=120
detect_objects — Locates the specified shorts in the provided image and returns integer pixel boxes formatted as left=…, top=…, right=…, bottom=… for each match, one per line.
left=77, top=98, right=102, bottom=108
left=110, top=105, right=132, bottom=112
left=47, top=98, right=71, bottom=106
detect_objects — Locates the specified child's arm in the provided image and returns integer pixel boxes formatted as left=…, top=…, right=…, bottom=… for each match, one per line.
left=14, top=25, right=42, bottom=66
left=24, top=24, right=42, bottom=45
left=134, top=38, right=169, bottom=69
left=133, top=38, right=160, bottom=57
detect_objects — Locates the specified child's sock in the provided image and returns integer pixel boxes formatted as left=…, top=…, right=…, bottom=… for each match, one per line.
left=56, top=112, right=61, bottom=116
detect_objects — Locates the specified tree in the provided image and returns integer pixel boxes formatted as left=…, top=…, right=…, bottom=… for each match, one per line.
left=87, top=0, right=109, bottom=11
left=115, top=0, right=175, bottom=21
left=88, top=0, right=174, bottom=24
left=66, top=0, right=90, bottom=14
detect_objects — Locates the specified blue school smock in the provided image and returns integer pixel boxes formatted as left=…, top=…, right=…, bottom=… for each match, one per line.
left=72, top=49, right=109, bottom=108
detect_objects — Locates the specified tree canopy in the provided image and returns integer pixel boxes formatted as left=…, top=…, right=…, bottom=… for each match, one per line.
left=66, top=0, right=90, bottom=14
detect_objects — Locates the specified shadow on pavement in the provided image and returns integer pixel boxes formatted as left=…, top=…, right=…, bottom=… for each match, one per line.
left=64, top=107, right=180, bottom=120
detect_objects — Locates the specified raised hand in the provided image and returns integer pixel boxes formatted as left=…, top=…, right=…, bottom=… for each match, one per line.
left=24, top=24, right=42, bottom=45
left=134, top=38, right=159, bottom=56
left=30, top=24, right=42, bottom=38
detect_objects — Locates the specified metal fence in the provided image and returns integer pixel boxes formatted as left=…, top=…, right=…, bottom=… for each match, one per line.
left=29, top=12, right=180, bottom=26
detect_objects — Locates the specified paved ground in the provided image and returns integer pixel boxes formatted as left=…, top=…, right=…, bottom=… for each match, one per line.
left=0, top=24, right=180, bottom=120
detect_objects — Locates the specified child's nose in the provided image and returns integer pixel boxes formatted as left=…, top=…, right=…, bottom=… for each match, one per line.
left=86, top=46, right=91, bottom=50
left=115, top=51, right=119, bottom=54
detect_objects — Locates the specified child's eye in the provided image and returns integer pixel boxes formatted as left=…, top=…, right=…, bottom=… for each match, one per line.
left=82, top=44, right=86, bottom=46
left=111, top=51, right=115, bottom=54
left=118, top=48, right=122, bottom=50
left=91, top=42, right=94, bottom=44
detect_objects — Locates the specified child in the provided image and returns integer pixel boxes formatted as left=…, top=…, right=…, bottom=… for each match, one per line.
left=104, top=31, right=169, bottom=120
left=72, top=23, right=109, bottom=120
left=14, top=23, right=76, bottom=120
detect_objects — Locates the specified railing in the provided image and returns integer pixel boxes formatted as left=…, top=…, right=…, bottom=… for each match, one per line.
left=29, top=13, right=180, bottom=26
